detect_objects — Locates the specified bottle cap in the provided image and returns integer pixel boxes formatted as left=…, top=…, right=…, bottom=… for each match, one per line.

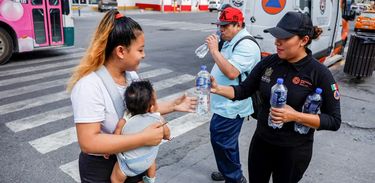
left=276, top=78, right=284, bottom=84
left=316, top=88, right=322, bottom=94
left=200, top=65, right=207, bottom=70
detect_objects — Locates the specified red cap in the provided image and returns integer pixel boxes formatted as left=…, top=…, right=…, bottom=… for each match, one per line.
left=215, top=7, right=244, bottom=26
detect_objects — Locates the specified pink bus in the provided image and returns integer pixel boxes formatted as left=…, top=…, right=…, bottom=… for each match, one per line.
left=0, top=0, right=74, bottom=64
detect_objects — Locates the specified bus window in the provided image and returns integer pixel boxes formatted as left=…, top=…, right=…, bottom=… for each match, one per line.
left=50, top=9, right=63, bottom=42
left=32, top=0, right=43, bottom=5
left=32, top=9, right=47, bottom=44
left=49, top=0, right=59, bottom=5
left=62, top=0, right=70, bottom=15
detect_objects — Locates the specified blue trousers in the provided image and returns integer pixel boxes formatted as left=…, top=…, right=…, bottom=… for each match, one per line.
left=210, top=113, right=244, bottom=183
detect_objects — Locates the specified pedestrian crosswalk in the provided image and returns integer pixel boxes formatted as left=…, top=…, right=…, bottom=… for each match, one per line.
left=0, top=47, right=211, bottom=182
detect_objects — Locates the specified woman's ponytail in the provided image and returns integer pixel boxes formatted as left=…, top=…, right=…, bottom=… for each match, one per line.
left=311, top=26, right=323, bottom=40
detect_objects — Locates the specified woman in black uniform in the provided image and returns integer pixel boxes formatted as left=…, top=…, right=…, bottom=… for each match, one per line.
left=210, top=11, right=341, bottom=183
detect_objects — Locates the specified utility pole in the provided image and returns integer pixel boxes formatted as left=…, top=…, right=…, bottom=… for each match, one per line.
left=161, top=0, right=164, bottom=13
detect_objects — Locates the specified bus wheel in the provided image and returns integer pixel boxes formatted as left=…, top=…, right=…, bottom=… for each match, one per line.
left=0, top=27, right=13, bottom=65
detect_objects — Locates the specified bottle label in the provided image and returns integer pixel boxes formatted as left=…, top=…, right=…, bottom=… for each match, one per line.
left=272, top=91, right=286, bottom=108
left=303, top=100, right=321, bottom=114
left=196, top=77, right=210, bottom=89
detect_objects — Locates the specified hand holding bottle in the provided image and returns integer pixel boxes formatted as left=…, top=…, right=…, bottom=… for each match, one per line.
left=206, top=34, right=220, bottom=53
left=269, top=104, right=299, bottom=124
left=195, top=32, right=221, bottom=59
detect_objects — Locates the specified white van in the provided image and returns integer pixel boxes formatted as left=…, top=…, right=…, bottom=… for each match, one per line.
left=208, top=0, right=221, bottom=12
left=221, top=0, right=355, bottom=66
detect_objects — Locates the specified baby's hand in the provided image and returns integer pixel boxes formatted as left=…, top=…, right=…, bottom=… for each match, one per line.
left=160, top=118, right=171, bottom=140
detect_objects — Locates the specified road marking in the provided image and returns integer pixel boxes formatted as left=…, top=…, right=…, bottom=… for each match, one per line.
left=0, top=67, right=73, bottom=87
left=0, top=63, right=151, bottom=98
left=153, top=74, right=195, bottom=91
left=138, top=68, right=172, bottom=79
left=168, top=113, right=211, bottom=138
left=29, top=127, right=77, bottom=154
left=0, top=59, right=80, bottom=77
left=5, top=106, right=72, bottom=132
left=0, top=51, right=85, bottom=70
left=0, top=78, right=70, bottom=99
left=60, top=160, right=80, bottom=183
left=0, top=91, right=68, bottom=115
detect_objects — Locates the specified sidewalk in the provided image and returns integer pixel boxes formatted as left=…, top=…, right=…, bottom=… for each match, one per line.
left=156, top=62, right=375, bottom=183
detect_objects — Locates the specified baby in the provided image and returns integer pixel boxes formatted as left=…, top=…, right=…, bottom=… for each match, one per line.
left=110, top=80, right=170, bottom=183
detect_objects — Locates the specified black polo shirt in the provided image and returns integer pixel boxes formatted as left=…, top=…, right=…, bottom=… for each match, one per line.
left=232, top=50, right=341, bottom=147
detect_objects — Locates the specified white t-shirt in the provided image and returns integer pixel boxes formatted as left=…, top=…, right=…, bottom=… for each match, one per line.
left=71, top=71, right=139, bottom=134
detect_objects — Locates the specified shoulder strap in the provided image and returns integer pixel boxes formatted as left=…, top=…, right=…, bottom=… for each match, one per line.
left=232, top=35, right=260, bottom=52
left=234, top=36, right=261, bottom=83
left=95, top=66, right=125, bottom=119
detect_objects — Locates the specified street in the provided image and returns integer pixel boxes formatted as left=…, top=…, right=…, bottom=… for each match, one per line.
left=0, top=10, right=374, bottom=183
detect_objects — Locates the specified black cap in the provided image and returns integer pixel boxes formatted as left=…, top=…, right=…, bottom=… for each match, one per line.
left=264, top=11, right=314, bottom=39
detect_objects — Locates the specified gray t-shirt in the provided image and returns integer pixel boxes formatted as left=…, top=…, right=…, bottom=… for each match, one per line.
left=120, top=112, right=161, bottom=161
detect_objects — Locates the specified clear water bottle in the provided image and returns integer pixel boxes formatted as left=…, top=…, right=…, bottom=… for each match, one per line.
left=195, top=65, right=211, bottom=115
left=294, top=88, right=323, bottom=134
left=195, top=31, right=221, bottom=59
left=268, top=78, right=288, bottom=129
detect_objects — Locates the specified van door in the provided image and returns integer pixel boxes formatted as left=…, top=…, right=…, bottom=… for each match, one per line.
left=310, top=0, right=338, bottom=59
left=246, top=0, right=293, bottom=54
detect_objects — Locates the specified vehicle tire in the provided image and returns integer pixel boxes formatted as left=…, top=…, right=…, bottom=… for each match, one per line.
left=209, top=9, right=213, bottom=12
left=0, top=27, right=13, bottom=65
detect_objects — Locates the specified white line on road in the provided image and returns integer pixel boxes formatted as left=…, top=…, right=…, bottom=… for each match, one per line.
left=0, top=67, right=73, bottom=87
left=60, top=160, right=80, bottom=183
left=153, top=74, right=195, bottom=91
left=0, top=91, right=68, bottom=115
left=0, top=52, right=84, bottom=72
left=0, top=78, right=69, bottom=99
left=138, top=68, right=172, bottom=79
left=29, top=127, right=77, bottom=154
left=168, top=113, right=211, bottom=138
left=5, top=106, right=72, bottom=132
left=0, top=58, right=80, bottom=77
left=0, top=51, right=85, bottom=71
left=0, top=63, right=151, bottom=98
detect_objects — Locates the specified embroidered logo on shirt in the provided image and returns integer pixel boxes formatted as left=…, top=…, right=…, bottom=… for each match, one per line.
left=292, top=76, right=312, bottom=88
left=292, top=76, right=301, bottom=85
left=261, top=67, right=273, bottom=83
left=334, top=90, right=340, bottom=100
left=330, top=83, right=339, bottom=91
left=331, top=83, right=340, bottom=100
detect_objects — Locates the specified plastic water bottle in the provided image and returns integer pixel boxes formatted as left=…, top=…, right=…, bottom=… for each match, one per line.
left=294, top=88, right=323, bottom=134
left=195, top=31, right=221, bottom=59
left=195, top=65, right=211, bottom=115
left=268, top=78, right=288, bottom=129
